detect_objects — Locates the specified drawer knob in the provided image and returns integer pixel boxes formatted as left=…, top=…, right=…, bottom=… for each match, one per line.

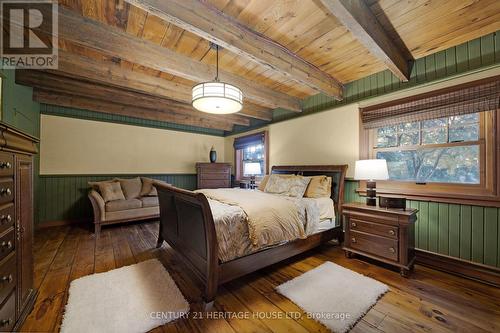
left=0, top=215, right=11, bottom=224
left=351, top=237, right=356, bottom=243
left=389, top=247, right=395, bottom=253
left=0, top=162, right=11, bottom=169
left=351, top=222, right=357, bottom=228
left=1, top=274, right=12, bottom=283
left=0, top=188, right=11, bottom=196
left=0, top=318, right=11, bottom=327
left=1, top=241, right=12, bottom=250
left=388, top=230, right=395, bottom=236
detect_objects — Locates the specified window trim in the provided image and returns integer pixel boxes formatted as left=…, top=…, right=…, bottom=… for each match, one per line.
left=235, top=131, right=269, bottom=181
left=359, top=110, right=500, bottom=207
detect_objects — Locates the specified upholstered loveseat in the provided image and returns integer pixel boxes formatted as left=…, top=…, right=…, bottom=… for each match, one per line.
left=88, top=177, right=169, bottom=238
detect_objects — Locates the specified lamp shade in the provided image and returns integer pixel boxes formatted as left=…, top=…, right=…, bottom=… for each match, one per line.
left=192, top=82, right=243, bottom=114
left=354, top=159, right=389, bottom=181
left=243, top=162, right=262, bottom=176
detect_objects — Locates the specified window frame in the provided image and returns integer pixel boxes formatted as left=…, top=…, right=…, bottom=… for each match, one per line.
left=359, top=110, right=500, bottom=207
left=235, top=131, right=269, bottom=181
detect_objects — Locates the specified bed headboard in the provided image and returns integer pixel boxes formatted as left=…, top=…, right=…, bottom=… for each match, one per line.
left=271, top=165, right=348, bottom=220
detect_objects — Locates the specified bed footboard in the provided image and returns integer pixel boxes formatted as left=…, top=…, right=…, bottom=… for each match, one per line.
left=154, top=183, right=219, bottom=304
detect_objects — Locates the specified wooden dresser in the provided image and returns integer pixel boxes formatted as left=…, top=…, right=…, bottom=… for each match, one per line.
left=0, top=123, right=38, bottom=331
left=342, top=202, right=417, bottom=277
left=196, top=163, right=231, bottom=189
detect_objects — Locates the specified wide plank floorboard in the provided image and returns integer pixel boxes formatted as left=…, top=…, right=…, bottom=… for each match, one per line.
left=23, top=221, right=500, bottom=332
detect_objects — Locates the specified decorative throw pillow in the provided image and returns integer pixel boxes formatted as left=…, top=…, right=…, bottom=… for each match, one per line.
left=140, top=177, right=158, bottom=197
left=98, top=182, right=125, bottom=202
left=88, top=180, right=114, bottom=191
left=116, top=177, right=143, bottom=199
left=304, top=176, right=332, bottom=198
left=257, top=175, right=270, bottom=191
left=264, top=174, right=311, bottom=198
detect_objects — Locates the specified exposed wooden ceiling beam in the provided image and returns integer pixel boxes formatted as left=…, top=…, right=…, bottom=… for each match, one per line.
left=49, top=52, right=272, bottom=121
left=29, top=6, right=301, bottom=112
left=33, top=89, right=235, bottom=131
left=16, top=70, right=250, bottom=126
left=125, top=0, right=344, bottom=99
left=320, top=0, right=411, bottom=81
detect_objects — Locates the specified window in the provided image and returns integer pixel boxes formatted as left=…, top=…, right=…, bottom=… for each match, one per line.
left=234, top=131, right=268, bottom=181
left=362, top=110, right=498, bottom=204
left=359, top=77, right=500, bottom=206
left=374, top=113, right=480, bottom=184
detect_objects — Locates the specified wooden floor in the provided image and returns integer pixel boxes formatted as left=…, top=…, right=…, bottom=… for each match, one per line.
left=22, top=221, right=500, bottom=333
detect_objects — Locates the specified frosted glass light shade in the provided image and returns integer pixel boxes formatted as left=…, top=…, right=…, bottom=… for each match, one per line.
left=354, top=159, right=389, bottom=181
left=192, top=81, right=243, bottom=114
left=244, top=162, right=262, bottom=176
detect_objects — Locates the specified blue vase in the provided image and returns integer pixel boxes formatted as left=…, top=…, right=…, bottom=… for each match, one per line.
left=210, top=148, right=217, bottom=163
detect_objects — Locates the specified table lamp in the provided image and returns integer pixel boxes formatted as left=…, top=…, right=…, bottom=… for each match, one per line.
left=244, top=162, right=262, bottom=189
left=354, top=159, right=389, bottom=206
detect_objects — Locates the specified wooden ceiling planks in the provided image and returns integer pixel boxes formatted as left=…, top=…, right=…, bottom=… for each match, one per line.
left=125, top=0, right=344, bottom=98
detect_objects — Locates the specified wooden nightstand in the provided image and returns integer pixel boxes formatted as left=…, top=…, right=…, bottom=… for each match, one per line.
left=342, top=202, right=418, bottom=277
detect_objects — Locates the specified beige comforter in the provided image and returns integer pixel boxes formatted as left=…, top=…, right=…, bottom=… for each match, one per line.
left=197, top=188, right=307, bottom=248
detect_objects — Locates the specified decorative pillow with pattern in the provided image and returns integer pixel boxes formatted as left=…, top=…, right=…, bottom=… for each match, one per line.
left=98, top=181, right=125, bottom=202
left=264, top=174, right=311, bottom=198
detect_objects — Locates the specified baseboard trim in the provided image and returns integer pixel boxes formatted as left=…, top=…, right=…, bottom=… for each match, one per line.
left=415, top=249, right=500, bottom=287
left=36, top=218, right=89, bottom=229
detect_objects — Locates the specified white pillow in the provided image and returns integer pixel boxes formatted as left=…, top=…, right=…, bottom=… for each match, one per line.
left=264, top=174, right=311, bottom=198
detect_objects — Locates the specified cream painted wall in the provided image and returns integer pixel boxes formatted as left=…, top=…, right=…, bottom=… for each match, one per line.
left=40, top=115, right=225, bottom=174
left=225, top=104, right=360, bottom=177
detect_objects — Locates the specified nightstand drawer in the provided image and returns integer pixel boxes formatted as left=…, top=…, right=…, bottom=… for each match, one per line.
left=350, top=231, right=398, bottom=261
left=350, top=218, right=398, bottom=240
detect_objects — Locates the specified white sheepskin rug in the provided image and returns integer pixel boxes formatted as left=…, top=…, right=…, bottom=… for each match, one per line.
left=276, top=261, right=388, bottom=333
left=61, top=259, right=189, bottom=333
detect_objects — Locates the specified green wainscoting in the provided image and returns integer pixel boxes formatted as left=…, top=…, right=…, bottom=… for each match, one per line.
left=343, top=180, right=500, bottom=269
left=37, top=174, right=196, bottom=224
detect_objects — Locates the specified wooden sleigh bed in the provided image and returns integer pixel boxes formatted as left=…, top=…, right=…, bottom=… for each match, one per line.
left=155, top=165, right=347, bottom=306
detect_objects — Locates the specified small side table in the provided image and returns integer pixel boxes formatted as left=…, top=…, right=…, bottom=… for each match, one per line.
left=342, top=202, right=418, bottom=277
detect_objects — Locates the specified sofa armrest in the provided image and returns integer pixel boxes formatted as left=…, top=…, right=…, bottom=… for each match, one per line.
left=88, top=190, right=106, bottom=223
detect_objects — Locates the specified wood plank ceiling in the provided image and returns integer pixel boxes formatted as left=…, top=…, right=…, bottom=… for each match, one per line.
left=19, top=0, right=500, bottom=132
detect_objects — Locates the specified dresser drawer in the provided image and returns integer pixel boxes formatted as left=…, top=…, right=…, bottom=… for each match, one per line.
left=0, top=291, right=15, bottom=332
left=0, top=153, right=13, bottom=178
left=0, top=230, right=14, bottom=262
left=200, top=172, right=230, bottom=180
left=0, top=253, right=15, bottom=305
left=349, top=231, right=399, bottom=261
left=0, top=180, right=13, bottom=206
left=199, top=180, right=230, bottom=189
left=0, top=206, right=13, bottom=236
left=349, top=218, right=398, bottom=240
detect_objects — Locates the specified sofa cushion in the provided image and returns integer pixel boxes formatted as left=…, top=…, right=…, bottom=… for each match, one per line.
left=116, top=177, right=142, bottom=199
left=89, top=179, right=114, bottom=192
left=98, top=182, right=125, bottom=202
left=140, top=177, right=158, bottom=197
left=105, top=198, right=142, bottom=212
left=140, top=196, right=159, bottom=208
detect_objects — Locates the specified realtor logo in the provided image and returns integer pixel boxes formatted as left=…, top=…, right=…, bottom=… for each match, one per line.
left=1, top=0, right=58, bottom=69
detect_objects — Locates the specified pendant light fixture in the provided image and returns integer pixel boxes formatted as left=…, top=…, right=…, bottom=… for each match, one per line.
left=192, top=43, right=243, bottom=114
